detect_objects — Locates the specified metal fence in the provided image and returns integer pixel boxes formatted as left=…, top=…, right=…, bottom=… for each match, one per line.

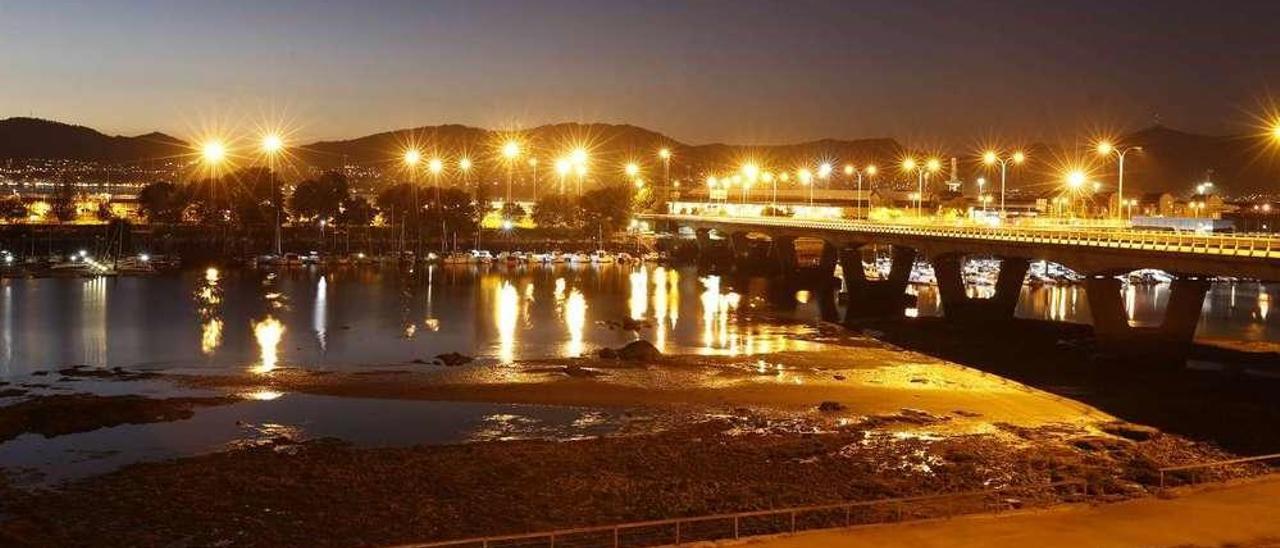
left=395, top=480, right=1086, bottom=548
left=643, top=213, right=1280, bottom=259
left=1157, top=453, right=1280, bottom=488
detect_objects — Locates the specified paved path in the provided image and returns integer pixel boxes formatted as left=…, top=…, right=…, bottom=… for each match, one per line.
left=731, top=475, right=1280, bottom=548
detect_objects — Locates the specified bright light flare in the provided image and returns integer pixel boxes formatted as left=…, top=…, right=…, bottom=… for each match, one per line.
left=798, top=169, right=813, bottom=184
left=555, top=158, right=571, bottom=175
left=983, top=151, right=998, bottom=165
left=741, top=162, right=759, bottom=180
left=926, top=158, right=941, bottom=172
left=428, top=158, right=444, bottom=174
left=201, top=141, right=227, bottom=164
left=625, top=162, right=640, bottom=177
left=902, top=158, right=917, bottom=171
left=1012, top=151, right=1026, bottom=164
left=459, top=157, right=472, bottom=171
left=658, top=147, right=671, bottom=160
left=1095, top=140, right=1114, bottom=155
left=843, top=164, right=854, bottom=176
left=1066, top=169, right=1087, bottom=189
left=570, top=147, right=588, bottom=165
left=261, top=134, right=284, bottom=154
left=817, top=163, right=832, bottom=178
left=403, top=149, right=422, bottom=166
left=865, top=164, right=877, bottom=176
left=501, top=140, right=521, bottom=160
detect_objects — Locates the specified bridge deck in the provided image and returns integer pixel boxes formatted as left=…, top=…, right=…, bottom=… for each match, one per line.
left=642, top=213, right=1280, bottom=260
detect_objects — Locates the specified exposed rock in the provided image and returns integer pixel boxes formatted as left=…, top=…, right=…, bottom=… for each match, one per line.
left=1100, top=422, right=1160, bottom=442
left=615, top=340, right=662, bottom=362
left=817, top=401, right=846, bottom=412
left=0, top=394, right=237, bottom=443
left=435, top=352, right=474, bottom=367
left=56, top=366, right=159, bottom=381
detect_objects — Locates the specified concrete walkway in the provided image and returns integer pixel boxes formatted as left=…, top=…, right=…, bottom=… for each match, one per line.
left=731, top=475, right=1280, bottom=548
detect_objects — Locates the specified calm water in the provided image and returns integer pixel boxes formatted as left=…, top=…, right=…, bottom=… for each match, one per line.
left=0, top=264, right=1275, bottom=378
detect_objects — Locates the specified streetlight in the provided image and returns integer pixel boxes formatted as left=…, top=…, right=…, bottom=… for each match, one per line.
left=261, top=134, right=284, bottom=256
left=555, top=158, right=571, bottom=195
left=982, top=150, right=1025, bottom=217
left=1065, top=169, right=1087, bottom=219
left=762, top=171, right=776, bottom=206
left=201, top=140, right=227, bottom=166
left=902, top=157, right=940, bottom=217
left=817, top=163, right=832, bottom=190
left=501, top=140, right=520, bottom=203
left=798, top=168, right=814, bottom=206
left=740, top=163, right=759, bottom=204
left=429, top=157, right=444, bottom=203
left=847, top=164, right=876, bottom=220
left=403, top=149, right=422, bottom=254
left=1095, top=140, right=1141, bottom=221
left=658, top=148, right=671, bottom=189
left=458, top=157, right=472, bottom=189
left=705, top=176, right=718, bottom=208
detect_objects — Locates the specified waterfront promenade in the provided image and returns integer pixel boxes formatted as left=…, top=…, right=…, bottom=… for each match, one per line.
left=742, top=474, right=1280, bottom=548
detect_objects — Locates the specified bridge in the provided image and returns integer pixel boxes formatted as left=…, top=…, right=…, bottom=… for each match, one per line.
left=640, top=213, right=1280, bottom=363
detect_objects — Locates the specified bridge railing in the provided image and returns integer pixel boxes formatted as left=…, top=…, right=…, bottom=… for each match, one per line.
left=642, top=213, right=1280, bottom=260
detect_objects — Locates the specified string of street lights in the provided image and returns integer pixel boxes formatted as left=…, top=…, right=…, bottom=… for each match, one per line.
left=189, top=117, right=1280, bottom=219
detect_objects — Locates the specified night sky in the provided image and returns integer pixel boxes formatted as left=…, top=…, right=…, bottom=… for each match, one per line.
left=2, top=0, right=1278, bottom=146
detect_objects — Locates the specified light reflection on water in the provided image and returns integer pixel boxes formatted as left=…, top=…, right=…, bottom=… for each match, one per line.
left=913, top=281, right=1277, bottom=339
left=0, top=265, right=1274, bottom=377
left=0, top=265, right=811, bottom=377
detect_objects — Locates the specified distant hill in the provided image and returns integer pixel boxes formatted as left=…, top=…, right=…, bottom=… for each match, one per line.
left=0, top=117, right=188, bottom=163
left=3, top=117, right=1275, bottom=194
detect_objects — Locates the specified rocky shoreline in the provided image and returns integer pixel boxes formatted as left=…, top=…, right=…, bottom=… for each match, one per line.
left=0, top=408, right=1257, bottom=547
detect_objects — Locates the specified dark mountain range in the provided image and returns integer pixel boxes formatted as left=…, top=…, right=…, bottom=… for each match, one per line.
left=2, top=117, right=1275, bottom=194
left=0, top=117, right=188, bottom=163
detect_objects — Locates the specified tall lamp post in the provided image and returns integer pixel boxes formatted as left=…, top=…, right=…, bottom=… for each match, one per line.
left=1095, top=141, right=1140, bottom=221
left=458, top=157, right=472, bottom=190
left=402, top=149, right=421, bottom=254
left=501, top=140, right=520, bottom=204
left=555, top=158, right=570, bottom=195
left=901, top=157, right=940, bottom=217
left=982, top=150, right=1026, bottom=217
left=658, top=148, right=671, bottom=188
left=845, top=164, right=877, bottom=220
left=261, top=134, right=284, bottom=256
left=798, top=168, right=814, bottom=206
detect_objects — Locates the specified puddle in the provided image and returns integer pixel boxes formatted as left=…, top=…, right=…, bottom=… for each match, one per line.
left=0, top=393, right=627, bottom=484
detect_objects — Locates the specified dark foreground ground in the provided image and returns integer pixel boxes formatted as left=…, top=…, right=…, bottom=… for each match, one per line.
left=0, top=410, right=1249, bottom=547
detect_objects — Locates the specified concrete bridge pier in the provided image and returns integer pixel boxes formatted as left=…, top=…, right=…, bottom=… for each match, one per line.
left=933, top=254, right=1031, bottom=324
left=840, top=245, right=917, bottom=323
left=1086, top=276, right=1211, bottom=363
left=771, top=236, right=798, bottom=274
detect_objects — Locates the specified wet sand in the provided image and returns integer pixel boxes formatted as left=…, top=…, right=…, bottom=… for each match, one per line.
left=175, top=341, right=1110, bottom=434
